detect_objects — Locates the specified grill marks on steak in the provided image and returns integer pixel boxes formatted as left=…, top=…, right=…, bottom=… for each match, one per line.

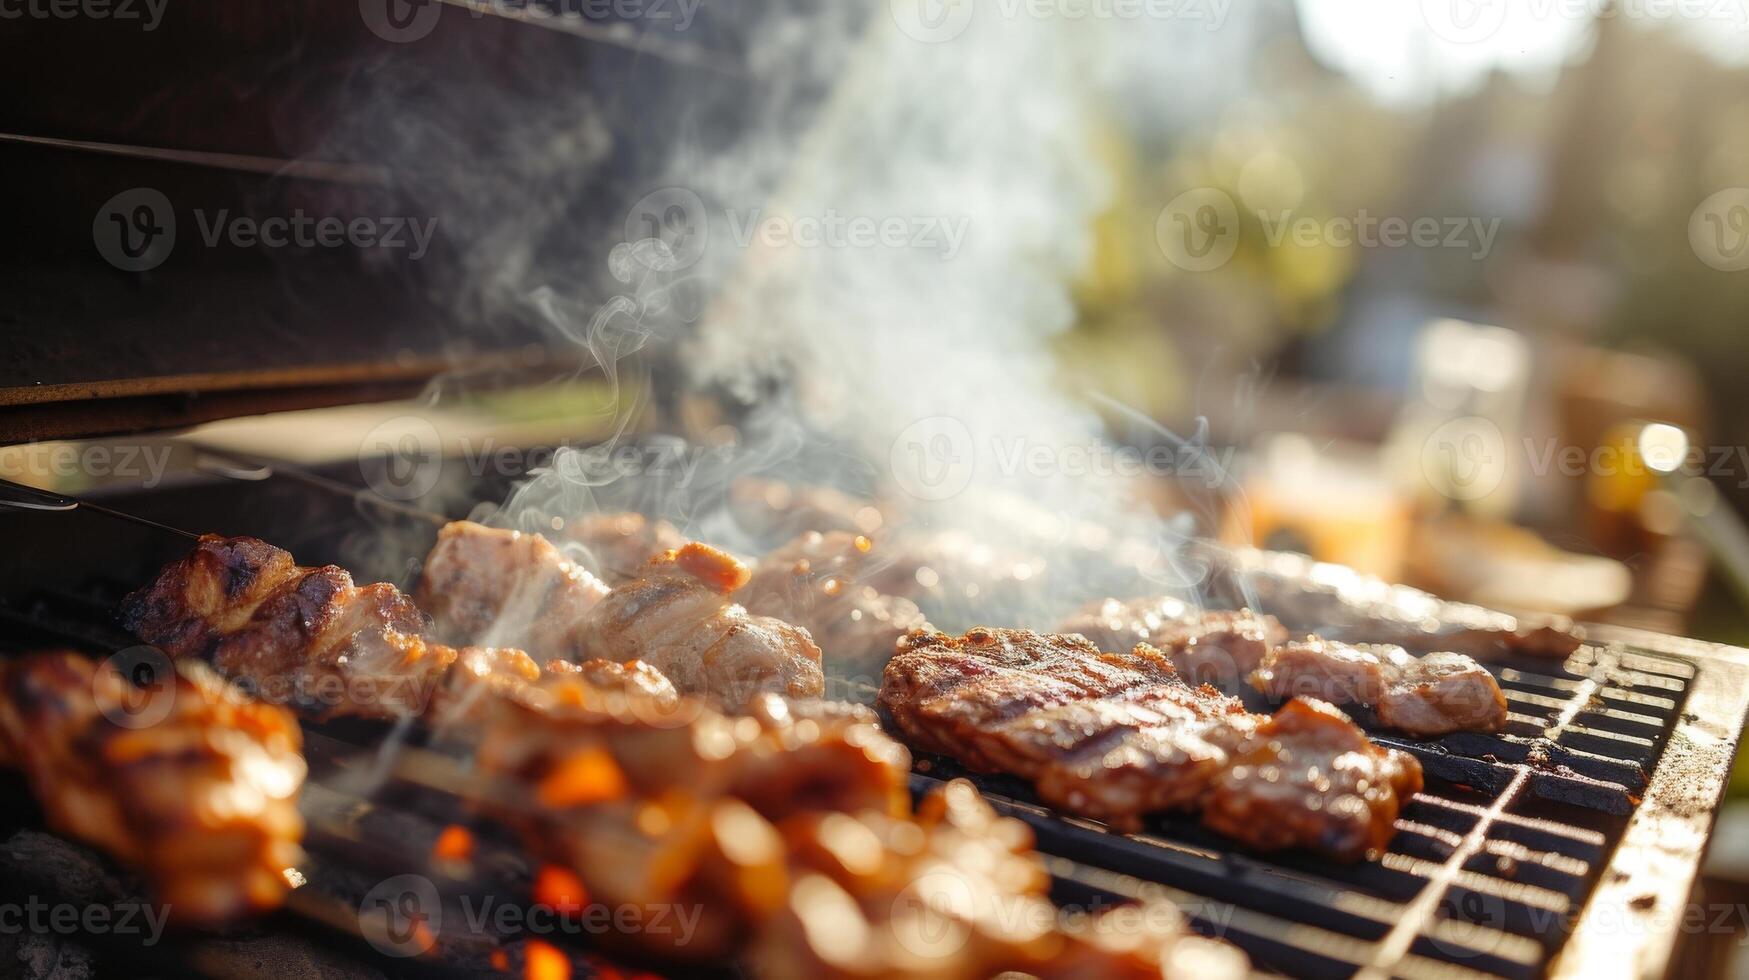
left=880, top=627, right=1423, bottom=859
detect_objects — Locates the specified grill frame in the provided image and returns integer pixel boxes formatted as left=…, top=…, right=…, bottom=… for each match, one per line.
left=1, top=467, right=1747, bottom=979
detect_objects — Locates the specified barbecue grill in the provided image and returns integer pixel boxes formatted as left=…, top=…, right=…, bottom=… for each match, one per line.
left=4, top=4, right=1749, bottom=979
left=1, top=457, right=1746, bottom=980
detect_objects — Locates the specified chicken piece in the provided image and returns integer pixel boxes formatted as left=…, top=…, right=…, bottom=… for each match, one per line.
left=1250, top=639, right=1508, bottom=736
left=1202, top=697, right=1423, bottom=859
left=743, top=531, right=932, bottom=676
left=563, top=511, right=687, bottom=584
left=417, top=521, right=610, bottom=662
left=586, top=543, right=825, bottom=704
left=1197, top=543, right=1582, bottom=659
left=122, top=535, right=455, bottom=719
left=1059, top=598, right=1285, bottom=691
left=0, top=652, right=306, bottom=927
left=881, top=628, right=1422, bottom=858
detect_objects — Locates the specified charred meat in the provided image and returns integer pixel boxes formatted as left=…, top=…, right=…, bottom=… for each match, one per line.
left=122, top=535, right=454, bottom=719
left=880, top=627, right=1423, bottom=858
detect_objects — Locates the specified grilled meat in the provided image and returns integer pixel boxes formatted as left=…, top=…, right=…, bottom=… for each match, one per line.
left=585, top=542, right=825, bottom=704
left=0, top=651, right=305, bottom=927
left=561, top=511, right=687, bottom=584
left=1058, top=598, right=1285, bottom=691
left=880, top=628, right=1423, bottom=858
left=753, top=780, right=1239, bottom=980
left=1202, top=696, right=1422, bottom=859
left=1198, top=543, right=1582, bottom=659
left=478, top=665, right=1234, bottom=977
left=743, top=531, right=932, bottom=676
left=1250, top=638, right=1508, bottom=736
left=122, top=535, right=454, bottom=719
left=417, top=521, right=610, bottom=662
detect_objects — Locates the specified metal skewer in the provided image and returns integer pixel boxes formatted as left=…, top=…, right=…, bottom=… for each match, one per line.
left=0, top=478, right=201, bottom=541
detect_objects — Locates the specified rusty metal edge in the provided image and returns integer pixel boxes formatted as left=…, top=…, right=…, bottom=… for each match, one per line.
left=1550, top=624, right=1749, bottom=980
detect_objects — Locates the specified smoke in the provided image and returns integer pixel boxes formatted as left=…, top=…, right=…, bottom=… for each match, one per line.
left=413, top=4, right=1245, bottom=630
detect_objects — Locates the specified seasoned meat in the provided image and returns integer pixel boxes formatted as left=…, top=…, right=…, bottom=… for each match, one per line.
left=1379, top=652, right=1510, bottom=736
left=428, top=645, right=544, bottom=726
left=1250, top=639, right=1508, bottom=736
left=0, top=652, right=305, bottom=927
left=478, top=664, right=1232, bottom=976
left=122, top=535, right=454, bottom=719
left=1059, top=598, right=1284, bottom=691
left=1197, top=543, right=1582, bottom=659
left=585, top=542, right=825, bottom=704
left=743, top=531, right=931, bottom=676
left=1202, top=697, right=1422, bottom=859
left=881, top=628, right=1422, bottom=858
left=563, top=511, right=686, bottom=585
left=753, top=780, right=1235, bottom=980
left=417, top=521, right=610, bottom=661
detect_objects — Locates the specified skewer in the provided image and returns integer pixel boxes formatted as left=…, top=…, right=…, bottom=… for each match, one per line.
left=0, top=477, right=201, bottom=541
left=0, top=132, right=389, bottom=184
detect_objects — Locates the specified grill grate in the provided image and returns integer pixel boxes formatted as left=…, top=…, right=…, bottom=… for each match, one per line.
left=0, top=481, right=1742, bottom=979
left=832, top=644, right=1699, bottom=979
